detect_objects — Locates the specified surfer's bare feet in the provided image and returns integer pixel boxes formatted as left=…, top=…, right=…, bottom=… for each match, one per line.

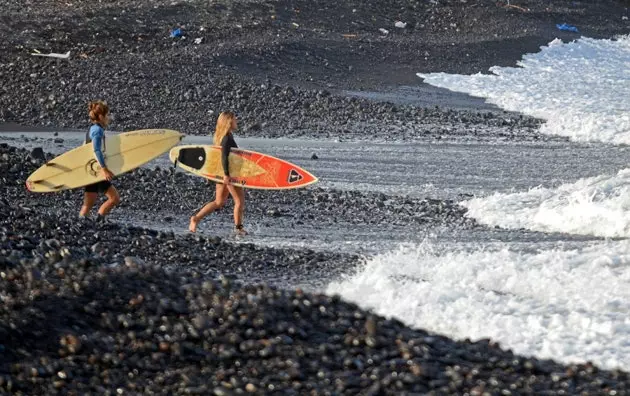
left=189, top=216, right=198, bottom=233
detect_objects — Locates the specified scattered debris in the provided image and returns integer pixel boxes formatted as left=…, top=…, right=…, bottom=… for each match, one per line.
left=395, top=21, right=407, bottom=28
left=170, top=28, right=183, bottom=38
left=31, top=51, right=71, bottom=59
left=379, top=28, right=389, bottom=35
left=342, top=34, right=357, bottom=38
left=503, top=3, right=529, bottom=12
left=556, top=23, right=578, bottom=33
left=292, top=22, right=300, bottom=28
left=194, top=37, right=203, bottom=45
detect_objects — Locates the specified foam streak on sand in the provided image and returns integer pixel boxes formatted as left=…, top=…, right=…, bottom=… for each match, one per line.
left=328, top=239, right=630, bottom=370
left=418, top=36, right=630, bottom=144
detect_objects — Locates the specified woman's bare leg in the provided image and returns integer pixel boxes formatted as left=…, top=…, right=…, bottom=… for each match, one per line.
left=189, top=183, right=228, bottom=233
left=80, top=192, right=98, bottom=217
left=98, top=185, right=121, bottom=216
left=228, top=184, right=245, bottom=232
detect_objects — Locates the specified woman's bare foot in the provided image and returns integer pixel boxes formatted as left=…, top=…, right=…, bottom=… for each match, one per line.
left=189, top=216, right=198, bottom=233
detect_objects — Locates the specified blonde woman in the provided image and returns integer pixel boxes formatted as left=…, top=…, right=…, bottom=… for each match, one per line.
left=189, top=111, right=246, bottom=235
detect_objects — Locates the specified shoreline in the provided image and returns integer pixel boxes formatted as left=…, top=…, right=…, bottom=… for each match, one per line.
left=3, top=142, right=630, bottom=393
left=1, top=0, right=627, bottom=137
left=3, top=0, right=630, bottom=392
left=2, top=142, right=630, bottom=393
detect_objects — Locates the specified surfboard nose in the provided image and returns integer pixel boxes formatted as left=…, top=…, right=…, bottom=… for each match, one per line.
left=287, top=168, right=318, bottom=187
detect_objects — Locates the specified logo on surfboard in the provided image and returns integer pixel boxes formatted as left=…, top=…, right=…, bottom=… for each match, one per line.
left=85, top=159, right=101, bottom=177
left=288, top=169, right=303, bottom=184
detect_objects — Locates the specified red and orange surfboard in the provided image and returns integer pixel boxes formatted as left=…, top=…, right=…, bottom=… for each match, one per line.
left=169, top=145, right=318, bottom=190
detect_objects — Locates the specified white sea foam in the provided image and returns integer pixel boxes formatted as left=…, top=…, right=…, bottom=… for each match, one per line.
left=328, top=240, right=630, bottom=370
left=463, top=168, right=630, bottom=237
left=418, top=35, right=630, bottom=144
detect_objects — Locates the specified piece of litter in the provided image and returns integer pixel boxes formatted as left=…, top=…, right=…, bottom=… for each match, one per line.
left=379, top=28, right=389, bottom=35
left=194, top=37, right=203, bottom=45
left=31, top=51, right=71, bottom=59
left=342, top=34, right=357, bottom=38
left=623, top=16, right=628, bottom=21
left=292, top=22, right=300, bottom=28
left=395, top=21, right=407, bottom=28
left=504, top=4, right=529, bottom=12
left=556, top=23, right=578, bottom=33
left=170, top=28, right=183, bottom=38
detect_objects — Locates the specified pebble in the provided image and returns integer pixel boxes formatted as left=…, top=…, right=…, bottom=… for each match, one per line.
left=29, top=147, right=45, bottom=161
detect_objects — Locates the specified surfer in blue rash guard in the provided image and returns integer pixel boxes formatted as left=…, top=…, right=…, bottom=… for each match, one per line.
left=79, top=100, right=121, bottom=221
left=189, top=111, right=247, bottom=235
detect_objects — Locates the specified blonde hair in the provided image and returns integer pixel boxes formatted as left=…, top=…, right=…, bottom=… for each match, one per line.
left=213, top=111, right=236, bottom=145
left=88, top=100, right=109, bottom=126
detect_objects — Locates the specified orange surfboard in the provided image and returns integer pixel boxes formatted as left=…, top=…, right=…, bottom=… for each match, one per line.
left=169, top=145, right=318, bottom=190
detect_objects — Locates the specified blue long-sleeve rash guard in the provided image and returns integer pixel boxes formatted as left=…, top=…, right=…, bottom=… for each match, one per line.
left=87, top=124, right=106, bottom=167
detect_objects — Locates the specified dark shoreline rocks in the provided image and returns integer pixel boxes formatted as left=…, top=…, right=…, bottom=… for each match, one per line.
left=2, top=251, right=629, bottom=394
left=2, top=143, right=477, bottom=244
left=2, top=0, right=628, bottom=139
left=2, top=145, right=630, bottom=393
left=1, top=0, right=630, bottom=387
left=0, top=140, right=477, bottom=286
left=1, top=143, right=364, bottom=290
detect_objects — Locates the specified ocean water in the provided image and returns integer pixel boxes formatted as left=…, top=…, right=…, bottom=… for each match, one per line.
left=330, top=35, right=630, bottom=370
left=418, top=35, right=630, bottom=144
